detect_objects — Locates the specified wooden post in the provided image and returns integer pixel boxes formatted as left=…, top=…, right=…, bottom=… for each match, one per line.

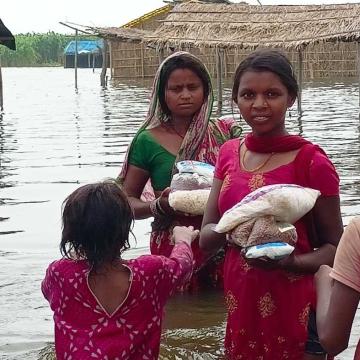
left=92, top=54, right=95, bottom=73
left=88, top=53, right=91, bottom=68
left=140, top=45, right=145, bottom=78
left=108, top=40, right=113, bottom=78
left=100, top=39, right=108, bottom=87
left=158, top=48, right=164, bottom=65
left=357, top=42, right=360, bottom=108
left=0, top=55, right=3, bottom=112
left=216, top=47, right=223, bottom=116
left=74, top=29, right=78, bottom=90
left=297, top=48, right=303, bottom=116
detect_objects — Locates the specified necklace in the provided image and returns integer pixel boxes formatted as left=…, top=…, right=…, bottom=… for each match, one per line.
left=241, top=147, right=274, bottom=173
left=164, top=122, right=186, bottom=139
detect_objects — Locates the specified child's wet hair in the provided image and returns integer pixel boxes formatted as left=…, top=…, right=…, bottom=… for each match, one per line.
left=158, top=56, right=210, bottom=117
left=60, top=180, right=134, bottom=270
left=232, top=48, right=298, bottom=103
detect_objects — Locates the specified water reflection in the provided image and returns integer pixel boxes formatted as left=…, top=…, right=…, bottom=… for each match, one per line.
left=0, top=68, right=359, bottom=359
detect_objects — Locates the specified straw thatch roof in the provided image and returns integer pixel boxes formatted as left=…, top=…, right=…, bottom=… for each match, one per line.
left=90, top=26, right=150, bottom=42
left=143, top=1, right=360, bottom=50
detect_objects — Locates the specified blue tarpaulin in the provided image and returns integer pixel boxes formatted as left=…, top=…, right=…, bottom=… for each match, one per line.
left=64, top=40, right=103, bottom=55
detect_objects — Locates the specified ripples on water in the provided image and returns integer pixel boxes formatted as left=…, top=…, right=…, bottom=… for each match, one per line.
left=0, top=68, right=359, bottom=359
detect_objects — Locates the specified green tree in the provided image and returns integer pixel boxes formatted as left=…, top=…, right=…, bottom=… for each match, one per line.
left=0, top=32, right=95, bottom=67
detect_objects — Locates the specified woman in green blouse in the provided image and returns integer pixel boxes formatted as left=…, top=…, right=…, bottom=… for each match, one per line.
left=119, top=51, right=241, bottom=290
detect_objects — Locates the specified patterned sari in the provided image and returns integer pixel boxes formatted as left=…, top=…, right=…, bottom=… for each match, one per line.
left=118, top=51, right=242, bottom=290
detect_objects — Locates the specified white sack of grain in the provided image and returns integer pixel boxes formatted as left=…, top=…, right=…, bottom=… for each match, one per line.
left=215, top=184, right=320, bottom=233
left=168, top=189, right=211, bottom=215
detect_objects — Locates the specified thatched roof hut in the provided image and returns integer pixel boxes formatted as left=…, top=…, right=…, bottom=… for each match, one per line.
left=143, top=1, right=360, bottom=50
left=76, top=1, right=360, bottom=114
left=141, top=1, right=360, bottom=114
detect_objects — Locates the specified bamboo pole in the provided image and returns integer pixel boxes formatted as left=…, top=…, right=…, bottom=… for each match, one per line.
left=109, top=41, right=113, bottom=78
left=158, top=48, right=165, bottom=64
left=140, top=45, right=145, bottom=78
left=0, top=65, right=3, bottom=112
left=100, top=40, right=108, bottom=87
left=75, top=29, right=78, bottom=90
left=216, top=47, right=223, bottom=116
left=297, top=48, right=303, bottom=116
left=357, top=42, right=360, bottom=108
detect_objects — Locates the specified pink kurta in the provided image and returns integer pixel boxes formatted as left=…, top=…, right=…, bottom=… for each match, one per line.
left=42, top=242, right=193, bottom=360
left=214, top=138, right=339, bottom=360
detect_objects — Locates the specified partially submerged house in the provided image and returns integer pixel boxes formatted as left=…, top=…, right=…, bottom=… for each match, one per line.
left=93, top=4, right=174, bottom=78
left=64, top=39, right=104, bottom=68
left=93, top=1, right=360, bottom=82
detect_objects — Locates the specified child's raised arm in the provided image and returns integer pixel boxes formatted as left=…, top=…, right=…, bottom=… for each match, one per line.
left=159, top=226, right=198, bottom=295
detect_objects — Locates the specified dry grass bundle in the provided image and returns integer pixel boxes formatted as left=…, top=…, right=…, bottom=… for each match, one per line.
left=143, top=1, right=360, bottom=50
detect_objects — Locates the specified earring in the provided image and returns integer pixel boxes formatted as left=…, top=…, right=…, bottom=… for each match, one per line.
left=288, top=108, right=292, bottom=118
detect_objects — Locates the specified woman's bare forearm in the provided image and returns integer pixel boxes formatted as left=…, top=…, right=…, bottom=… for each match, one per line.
left=128, top=196, right=152, bottom=219
left=200, top=223, right=226, bottom=254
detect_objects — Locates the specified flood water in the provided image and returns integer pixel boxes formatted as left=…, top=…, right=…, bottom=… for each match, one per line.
left=1, top=67, right=360, bottom=359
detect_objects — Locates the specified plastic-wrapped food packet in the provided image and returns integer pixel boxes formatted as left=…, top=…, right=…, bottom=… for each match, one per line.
left=168, top=160, right=215, bottom=215
left=244, top=242, right=295, bottom=260
left=168, top=189, right=211, bottom=215
left=176, top=160, right=215, bottom=179
left=215, top=184, right=320, bottom=233
left=170, top=172, right=212, bottom=191
left=230, top=216, right=298, bottom=248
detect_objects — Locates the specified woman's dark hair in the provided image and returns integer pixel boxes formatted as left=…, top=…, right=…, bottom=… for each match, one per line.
left=158, top=56, right=211, bottom=117
left=60, top=180, right=134, bottom=270
left=232, top=49, right=298, bottom=103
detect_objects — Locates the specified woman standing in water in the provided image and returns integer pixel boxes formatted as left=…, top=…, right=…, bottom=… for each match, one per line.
left=119, top=51, right=241, bottom=291
left=200, top=49, right=343, bottom=359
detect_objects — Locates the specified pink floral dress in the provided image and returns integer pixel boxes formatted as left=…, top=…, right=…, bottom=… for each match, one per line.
left=215, top=138, right=339, bottom=359
left=41, top=242, right=193, bottom=360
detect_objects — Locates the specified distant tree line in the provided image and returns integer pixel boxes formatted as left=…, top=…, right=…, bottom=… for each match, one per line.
left=0, top=32, right=95, bottom=67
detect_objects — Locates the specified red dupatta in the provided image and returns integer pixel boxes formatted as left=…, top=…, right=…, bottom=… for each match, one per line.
left=245, top=132, right=311, bottom=153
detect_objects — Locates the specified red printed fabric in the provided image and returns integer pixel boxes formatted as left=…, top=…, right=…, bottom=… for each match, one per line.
left=214, top=138, right=339, bottom=359
left=150, top=117, right=241, bottom=291
left=41, top=243, right=193, bottom=360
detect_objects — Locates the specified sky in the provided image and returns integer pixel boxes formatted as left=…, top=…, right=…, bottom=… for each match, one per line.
left=2, top=0, right=360, bottom=34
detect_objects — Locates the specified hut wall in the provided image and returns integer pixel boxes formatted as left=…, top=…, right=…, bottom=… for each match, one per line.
left=110, top=41, right=358, bottom=80
left=110, top=41, right=168, bottom=78
left=222, top=42, right=358, bottom=81
left=110, top=10, right=171, bottom=78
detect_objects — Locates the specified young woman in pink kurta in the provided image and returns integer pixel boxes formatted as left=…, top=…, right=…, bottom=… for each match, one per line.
left=200, top=49, right=343, bottom=359
left=41, top=181, right=198, bottom=360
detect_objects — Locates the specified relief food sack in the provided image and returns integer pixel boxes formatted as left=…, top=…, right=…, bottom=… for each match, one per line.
left=215, top=184, right=320, bottom=233
left=168, top=161, right=215, bottom=215
left=168, top=189, right=211, bottom=215
left=244, top=242, right=295, bottom=260
left=230, top=215, right=298, bottom=248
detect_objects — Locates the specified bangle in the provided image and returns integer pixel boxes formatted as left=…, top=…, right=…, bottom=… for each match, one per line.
left=155, top=198, right=166, bottom=215
left=149, top=199, right=158, bottom=217
left=149, top=198, right=166, bottom=218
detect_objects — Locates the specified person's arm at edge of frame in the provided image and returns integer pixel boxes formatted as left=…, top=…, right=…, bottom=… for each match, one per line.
left=199, top=178, right=226, bottom=255
left=315, top=264, right=360, bottom=356
left=280, top=195, right=343, bottom=273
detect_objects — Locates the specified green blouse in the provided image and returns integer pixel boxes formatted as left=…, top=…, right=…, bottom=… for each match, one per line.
left=128, top=130, right=176, bottom=191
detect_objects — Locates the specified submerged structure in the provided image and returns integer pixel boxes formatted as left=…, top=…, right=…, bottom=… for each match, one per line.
left=64, top=39, right=103, bottom=68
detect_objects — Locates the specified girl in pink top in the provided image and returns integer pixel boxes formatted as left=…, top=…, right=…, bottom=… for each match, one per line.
left=41, top=180, right=197, bottom=360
